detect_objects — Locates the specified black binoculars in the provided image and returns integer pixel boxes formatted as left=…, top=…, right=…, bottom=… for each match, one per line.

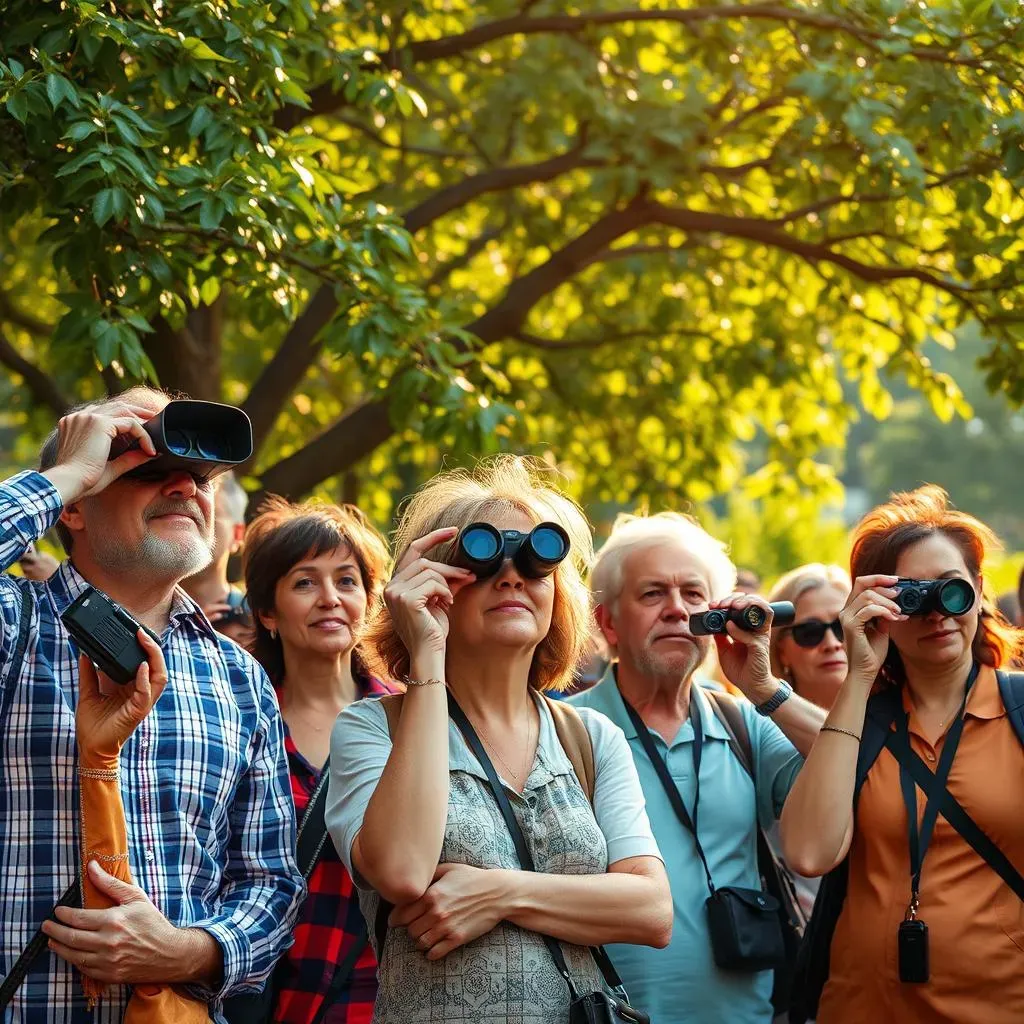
left=691, top=601, right=796, bottom=636
left=893, top=578, right=975, bottom=616
left=109, top=400, right=253, bottom=480
left=453, top=521, right=570, bottom=579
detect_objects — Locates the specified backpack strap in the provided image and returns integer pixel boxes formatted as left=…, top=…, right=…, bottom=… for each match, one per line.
left=996, top=670, right=1024, bottom=750
left=701, top=688, right=754, bottom=777
left=542, top=695, right=596, bottom=803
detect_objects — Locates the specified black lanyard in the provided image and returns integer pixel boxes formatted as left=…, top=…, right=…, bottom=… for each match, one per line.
left=893, top=661, right=979, bottom=914
left=623, top=692, right=716, bottom=895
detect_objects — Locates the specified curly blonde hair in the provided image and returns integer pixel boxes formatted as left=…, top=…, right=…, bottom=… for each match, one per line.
left=363, top=456, right=594, bottom=692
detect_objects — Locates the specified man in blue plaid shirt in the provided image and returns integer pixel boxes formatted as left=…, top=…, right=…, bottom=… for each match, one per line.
left=0, top=388, right=304, bottom=1022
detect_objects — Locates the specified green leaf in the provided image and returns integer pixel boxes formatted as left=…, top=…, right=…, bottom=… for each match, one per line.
left=90, top=318, right=119, bottom=367
left=64, top=120, right=99, bottom=142
left=278, top=79, right=311, bottom=108
left=188, top=105, right=213, bottom=138
left=200, top=277, right=221, bottom=305
left=8, top=58, right=25, bottom=79
left=119, top=309, right=155, bottom=333
left=111, top=115, right=144, bottom=145
left=5, top=92, right=28, bottom=124
left=199, top=196, right=225, bottom=231
left=93, top=187, right=116, bottom=226
left=181, top=38, right=234, bottom=63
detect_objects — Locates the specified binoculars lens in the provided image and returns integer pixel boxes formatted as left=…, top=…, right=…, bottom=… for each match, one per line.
left=165, top=429, right=223, bottom=460
left=461, top=525, right=502, bottom=562
left=531, top=526, right=569, bottom=563
left=940, top=579, right=974, bottom=615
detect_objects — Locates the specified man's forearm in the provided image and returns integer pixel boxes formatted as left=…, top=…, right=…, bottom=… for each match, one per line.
left=749, top=684, right=826, bottom=756
left=167, top=928, right=223, bottom=987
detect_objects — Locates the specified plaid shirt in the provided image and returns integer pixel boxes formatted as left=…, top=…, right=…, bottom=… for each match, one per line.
left=273, top=673, right=392, bottom=1024
left=0, top=471, right=304, bottom=1023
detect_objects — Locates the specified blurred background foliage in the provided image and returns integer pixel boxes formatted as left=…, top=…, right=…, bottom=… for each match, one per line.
left=2, top=0, right=1023, bottom=581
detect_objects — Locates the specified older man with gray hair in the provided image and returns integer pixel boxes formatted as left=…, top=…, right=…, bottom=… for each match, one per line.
left=571, top=512, right=825, bottom=1024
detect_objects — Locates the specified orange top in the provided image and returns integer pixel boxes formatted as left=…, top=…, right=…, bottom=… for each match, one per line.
left=819, top=666, right=1024, bottom=1023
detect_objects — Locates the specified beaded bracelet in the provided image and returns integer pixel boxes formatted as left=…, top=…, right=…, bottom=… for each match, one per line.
left=821, top=724, right=861, bottom=742
left=404, top=677, right=445, bottom=688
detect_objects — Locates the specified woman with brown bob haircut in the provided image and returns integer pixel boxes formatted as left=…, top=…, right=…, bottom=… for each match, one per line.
left=326, top=456, right=671, bottom=1024
left=781, top=486, right=1024, bottom=1024
left=240, top=496, right=394, bottom=1024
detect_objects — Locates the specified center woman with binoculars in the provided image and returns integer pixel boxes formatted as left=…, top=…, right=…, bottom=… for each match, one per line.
left=326, top=457, right=671, bottom=1024
left=781, top=486, right=1024, bottom=1024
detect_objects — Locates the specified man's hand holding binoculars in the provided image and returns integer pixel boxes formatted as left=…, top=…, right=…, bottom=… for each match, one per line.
left=42, top=399, right=160, bottom=504
left=710, top=593, right=781, bottom=704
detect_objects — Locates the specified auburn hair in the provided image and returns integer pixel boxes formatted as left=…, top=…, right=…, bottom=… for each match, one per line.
left=363, top=455, right=594, bottom=692
left=243, top=496, right=391, bottom=686
left=849, top=485, right=1024, bottom=685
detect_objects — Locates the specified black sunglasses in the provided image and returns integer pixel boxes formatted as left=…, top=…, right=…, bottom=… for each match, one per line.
left=789, top=618, right=844, bottom=648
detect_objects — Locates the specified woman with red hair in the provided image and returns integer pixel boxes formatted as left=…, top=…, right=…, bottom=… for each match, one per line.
left=781, top=485, right=1024, bottom=1024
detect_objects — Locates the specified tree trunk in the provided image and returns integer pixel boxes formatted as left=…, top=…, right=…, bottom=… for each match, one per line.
left=146, top=300, right=224, bottom=400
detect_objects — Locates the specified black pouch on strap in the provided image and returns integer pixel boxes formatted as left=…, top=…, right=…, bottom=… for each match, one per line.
left=706, top=885, right=786, bottom=972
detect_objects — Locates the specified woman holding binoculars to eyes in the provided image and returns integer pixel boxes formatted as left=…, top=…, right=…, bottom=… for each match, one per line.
left=326, top=456, right=671, bottom=1024
left=781, top=486, right=1024, bottom=1024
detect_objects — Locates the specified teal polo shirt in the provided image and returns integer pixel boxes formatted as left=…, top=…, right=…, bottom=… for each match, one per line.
left=570, top=668, right=803, bottom=1024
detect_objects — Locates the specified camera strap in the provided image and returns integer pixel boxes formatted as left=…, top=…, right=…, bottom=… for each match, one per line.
left=622, top=692, right=716, bottom=896
left=446, top=692, right=628, bottom=1004
left=893, top=661, right=978, bottom=915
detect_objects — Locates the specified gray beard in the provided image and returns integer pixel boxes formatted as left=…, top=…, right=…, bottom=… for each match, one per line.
left=632, top=636, right=707, bottom=682
left=93, top=530, right=213, bottom=581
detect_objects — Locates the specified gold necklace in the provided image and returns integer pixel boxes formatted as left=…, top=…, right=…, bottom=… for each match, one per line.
left=476, top=706, right=536, bottom=786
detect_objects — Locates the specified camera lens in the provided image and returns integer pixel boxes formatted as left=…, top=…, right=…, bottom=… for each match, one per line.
left=530, top=525, right=569, bottom=563
left=705, top=610, right=727, bottom=631
left=741, top=606, right=766, bottom=629
left=461, top=525, right=501, bottom=562
left=938, top=579, right=975, bottom=616
left=898, top=588, right=923, bottom=613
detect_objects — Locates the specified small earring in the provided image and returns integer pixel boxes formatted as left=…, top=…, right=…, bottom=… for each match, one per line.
left=270, top=628, right=277, bottom=640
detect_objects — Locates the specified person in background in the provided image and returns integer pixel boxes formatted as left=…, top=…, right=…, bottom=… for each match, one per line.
left=572, top=512, right=826, bottom=1024
left=183, top=470, right=251, bottom=643
left=242, top=496, right=394, bottom=1024
left=782, top=486, right=1024, bottom=1023
left=327, top=457, right=671, bottom=1024
left=17, top=541, right=61, bottom=581
left=997, top=590, right=1020, bottom=629
left=769, top=564, right=852, bottom=713
left=736, top=568, right=762, bottom=595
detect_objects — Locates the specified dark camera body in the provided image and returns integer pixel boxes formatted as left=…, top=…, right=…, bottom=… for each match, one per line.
left=691, top=602, right=796, bottom=637
left=61, top=586, right=159, bottom=685
left=893, top=578, right=975, bottom=617
left=898, top=919, right=929, bottom=983
left=109, top=400, right=253, bottom=481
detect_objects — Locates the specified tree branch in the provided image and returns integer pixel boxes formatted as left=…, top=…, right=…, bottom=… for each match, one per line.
left=242, top=283, right=341, bottom=455
left=425, top=226, right=504, bottom=288
left=404, top=140, right=601, bottom=233
left=333, top=115, right=465, bottom=159
left=0, top=292, right=53, bottom=337
left=403, top=6, right=996, bottom=66
left=255, top=398, right=395, bottom=499
left=0, top=329, right=69, bottom=415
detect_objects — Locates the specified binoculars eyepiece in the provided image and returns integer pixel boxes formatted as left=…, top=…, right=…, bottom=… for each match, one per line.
left=454, top=521, right=570, bottom=580
left=893, top=578, right=975, bottom=617
left=109, top=400, right=253, bottom=480
left=691, top=601, right=796, bottom=637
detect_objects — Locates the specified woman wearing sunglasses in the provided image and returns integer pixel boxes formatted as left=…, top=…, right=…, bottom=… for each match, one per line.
left=781, top=487, right=1024, bottom=1023
left=768, top=564, right=851, bottom=712
left=326, top=456, right=671, bottom=1024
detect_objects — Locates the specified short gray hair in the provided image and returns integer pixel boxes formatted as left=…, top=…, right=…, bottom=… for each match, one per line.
left=591, top=511, right=737, bottom=610
left=216, top=471, right=249, bottom=525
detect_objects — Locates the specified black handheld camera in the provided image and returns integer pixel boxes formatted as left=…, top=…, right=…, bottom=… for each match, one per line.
left=691, top=601, right=796, bottom=637
left=453, top=521, right=570, bottom=579
left=110, top=400, right=253, bottom=480
left=61, top=586, right=160, bottom=685
left=893, top=578, right=975, bottom=617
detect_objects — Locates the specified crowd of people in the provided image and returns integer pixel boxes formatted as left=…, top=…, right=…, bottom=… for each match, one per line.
left=1, top=387, right=1023, bottom=1024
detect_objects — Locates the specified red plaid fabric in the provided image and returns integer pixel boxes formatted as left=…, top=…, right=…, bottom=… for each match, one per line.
left=273, top=674, right=394, bottom=1024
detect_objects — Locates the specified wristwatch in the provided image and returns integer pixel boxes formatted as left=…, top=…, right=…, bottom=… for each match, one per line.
left=754, top=679, right=793, bottom=717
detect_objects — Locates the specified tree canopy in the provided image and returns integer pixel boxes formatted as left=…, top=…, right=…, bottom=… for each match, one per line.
left=2, top=0, right=1023, bottom=522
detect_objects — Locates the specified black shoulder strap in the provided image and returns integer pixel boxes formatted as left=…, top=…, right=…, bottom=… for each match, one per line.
left=308, top=920, right=369, bottom=1024
left=856, top=687, right=902, bottom=801
left=884, top=726, right=1024, bottom=902
left=0, top=584, right=34, bottom=713
left=294, top=756, right=333, bottom=879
